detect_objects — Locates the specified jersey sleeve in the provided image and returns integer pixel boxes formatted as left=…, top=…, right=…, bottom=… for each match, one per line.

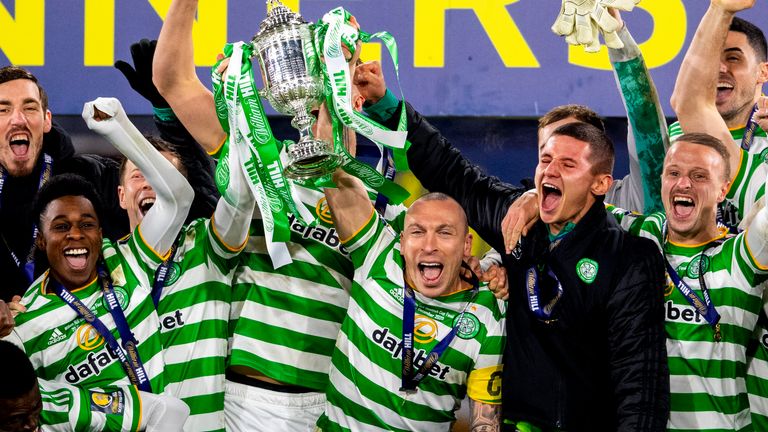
left=466, top=293, right=505, bottom=404
left=747, top=321, right=768, bottom=431
left=608, top=25, right=669, bottom=214
left=39, top=381, right=142, bottom=432
left=605, top=204, right=648, bottom=235
left=727, top=150, right=766, bottom=219
left=340, top=210, right=397, bottom=275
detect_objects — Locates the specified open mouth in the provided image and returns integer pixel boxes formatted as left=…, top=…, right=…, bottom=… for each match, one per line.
left=541, top=183, right=562, bottom=212
left=672, top=195, right=695, bottom=219
left=8, top=132, right=30, bottom=159
left=63, top=248, right=89, bottom=271
left=418, top=262, right=444, bottom=285
left=139, top=197, right=156, bottom=216
left=716, top=81, right=734, bottom=102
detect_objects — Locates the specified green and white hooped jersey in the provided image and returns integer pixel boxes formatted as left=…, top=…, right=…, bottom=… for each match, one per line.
left=726, top=148, right=768, bottom=223
left=607, top=206, right=768, bottom=431
left=747, top=321, right=768, bottom=430
left=230, top=184, right=405, bottom=391
left=316, top=212, right=505, bottom=432
left=8, top=235, right=165, bottom=393
left=40, top=380, right=142, bottom=432
left=156, top=218, right=242, bottom=432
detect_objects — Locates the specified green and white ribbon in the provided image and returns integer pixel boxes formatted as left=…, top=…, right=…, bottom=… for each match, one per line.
left=314, top=7, right=410, bottom=202
left=213, top=42, right=297, bottom=267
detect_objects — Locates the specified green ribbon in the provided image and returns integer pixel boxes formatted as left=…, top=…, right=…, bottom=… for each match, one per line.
left=313, top=7, right=410, bottom=202
left=211, top=42, right=297, bottom=265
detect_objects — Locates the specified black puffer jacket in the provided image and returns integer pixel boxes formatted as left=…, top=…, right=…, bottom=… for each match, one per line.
left=392, top=103, right=669, bottom=431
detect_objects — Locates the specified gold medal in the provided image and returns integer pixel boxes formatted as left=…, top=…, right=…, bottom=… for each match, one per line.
left=714, top=323, right=722, bottom=342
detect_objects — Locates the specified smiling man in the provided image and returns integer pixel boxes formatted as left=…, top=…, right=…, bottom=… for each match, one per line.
left=2, top=97, right=194, bottom=431
left=664, top=1, right=768, bottom=428
left=317, top=170, right=505, bottom=431
left=607, top=132, right=768, bottom=430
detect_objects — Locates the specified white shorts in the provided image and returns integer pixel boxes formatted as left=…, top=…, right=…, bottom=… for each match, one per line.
left=224, top=379, right=326, bottom=432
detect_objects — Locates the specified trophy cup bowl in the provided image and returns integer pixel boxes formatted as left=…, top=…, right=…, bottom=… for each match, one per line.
left=252, top=0, right=341, bottom=180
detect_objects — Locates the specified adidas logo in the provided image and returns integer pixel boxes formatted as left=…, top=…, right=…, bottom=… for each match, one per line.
left=47, top=328, right=67, bottom=346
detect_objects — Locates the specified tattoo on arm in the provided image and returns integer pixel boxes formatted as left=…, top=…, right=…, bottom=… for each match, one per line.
left=470, top=399, right=501, bottom=432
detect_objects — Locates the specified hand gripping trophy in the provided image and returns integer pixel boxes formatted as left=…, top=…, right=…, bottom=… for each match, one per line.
left=251, top=0, right=338, bottom=179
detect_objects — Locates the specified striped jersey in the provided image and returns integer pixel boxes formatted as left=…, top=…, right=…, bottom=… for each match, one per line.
left=668, top=121, right=768, bottom=154
left=317, top=212, right=506, bottom=431
left=40, top=380, right=142, bottom=431
left=156, top=217, right=243, bottom=432
left=747, top=317, right=768, bottom=430
left=726, top=148, right=767, bottom=224
left=8, top=235, right=165, bottom=394
left=608, top=206, right=768, bottom=431
left=669, top=121, right=768, bottom=229
left=229, top=184, right=405, bottom=391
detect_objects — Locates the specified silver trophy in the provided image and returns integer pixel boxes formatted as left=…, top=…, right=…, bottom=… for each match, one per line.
left=251, top=0, right=340, bottom=180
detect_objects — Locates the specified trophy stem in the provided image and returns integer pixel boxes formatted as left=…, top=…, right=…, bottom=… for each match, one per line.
left=284, top=104, right=341, bottom=180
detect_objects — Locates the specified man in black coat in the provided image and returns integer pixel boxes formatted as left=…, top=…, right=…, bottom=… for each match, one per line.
left=356, top=67, right=669, bottom=430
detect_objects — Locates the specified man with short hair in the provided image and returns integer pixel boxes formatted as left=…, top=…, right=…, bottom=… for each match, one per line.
left=0, top=66, right=77, bottom=301
left=607, top=131, right=768, bottom=430
left=670, top=0, right=768, bottom=427
left=318, top=174, right=505, bottom=430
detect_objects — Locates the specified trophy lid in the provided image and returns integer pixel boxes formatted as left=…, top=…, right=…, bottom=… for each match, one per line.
left=257, top=0, right=307, bottom=35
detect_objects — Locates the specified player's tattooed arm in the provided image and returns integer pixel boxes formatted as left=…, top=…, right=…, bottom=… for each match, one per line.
left=469, top=399, right=500, bottom=432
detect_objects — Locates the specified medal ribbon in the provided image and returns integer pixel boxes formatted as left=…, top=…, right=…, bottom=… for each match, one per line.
left=400, top=263, right=479, bottom=393
left=0, top=153, right=53, bottom=283
left=662, top=223, right=722, bottom=340
left=664, top=258, right=721, bottom=339
left=525, top=266, right=564, bottom=321
left=150, top=240, right=178, bottom=307
left=741, top=104, right=760, bottom=151
left=52, top=266, right=152, bottom=392
left=373, top=147, right=396, bottom=214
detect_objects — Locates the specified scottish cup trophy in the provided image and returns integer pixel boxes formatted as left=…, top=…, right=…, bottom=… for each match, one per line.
left=251, top=0, right=340, bottom=179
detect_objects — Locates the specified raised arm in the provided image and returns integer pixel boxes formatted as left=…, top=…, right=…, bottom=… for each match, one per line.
left=401, top=104, right=523, bottom=253
left=324, top=169, right=376, bottom=241
left=154, top=0, right=226, bottom=153
left=210, top=137, right=255, bottom=250
left=670, top=0, right=754, bottom=178
left=607, top=12, right=669, bottom=214
left=82, top=97, right=193, bottom=257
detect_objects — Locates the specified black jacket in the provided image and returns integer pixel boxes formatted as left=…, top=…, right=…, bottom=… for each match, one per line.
left=392, top=103, right=669, bottom=431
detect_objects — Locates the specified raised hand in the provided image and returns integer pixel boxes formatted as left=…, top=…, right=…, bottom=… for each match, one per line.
left=115, top=39, right=170, bottom=108
left=501, top=190, right=539, bottom=255
left=353, top=61, right=387, bottom=105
